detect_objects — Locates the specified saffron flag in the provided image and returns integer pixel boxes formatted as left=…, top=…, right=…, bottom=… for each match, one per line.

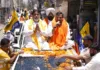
left=80, top=22, right=90, bottom=38
left=4, top=9, right=18, bottom=32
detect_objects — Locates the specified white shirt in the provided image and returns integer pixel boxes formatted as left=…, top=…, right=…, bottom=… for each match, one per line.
left=80, top=47, right=91, bottom=63
left=73, top=52, right=100, bottom=70
left=23, top=19, right=50, bottom=50
left=42, top=20, right=53, bottom=37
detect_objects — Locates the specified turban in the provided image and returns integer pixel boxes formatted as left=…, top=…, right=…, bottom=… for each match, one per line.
left=46, top=8, right=55, bottom=16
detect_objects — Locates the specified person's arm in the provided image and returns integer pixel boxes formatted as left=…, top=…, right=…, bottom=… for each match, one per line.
left=56, top=54, right=84, bottom=60
left=7, top=50, right=23, bottom=64
left=4, top=54, right=18, bottom=64
left=8, top=53, right=18, bottom=63
left=65, top=53, right=100, bottom=70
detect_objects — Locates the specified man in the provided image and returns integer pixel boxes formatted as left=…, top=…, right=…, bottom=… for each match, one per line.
left=45, top=8, right=55, bottom=23
left=0, top=38, right=22, bottom=70
left=19, top=14, right=25, bottom=22
left=23, top=9, right=50, bottom=50
left=56, top=35, right=94, bottom=64
left=49, top=12, right=69, bottom=50
left=65, top=44, right=100, bottom=70
left=43, top=8, right=55, bottom=38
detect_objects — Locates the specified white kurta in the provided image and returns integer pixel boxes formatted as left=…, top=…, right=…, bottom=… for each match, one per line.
left=80, top=47, right=91, bottom=63
left=73, top=52, right=100, bottom=70
left=23, top=19, right=50, bottom=50
left=42, top=20, right=53, bottom=37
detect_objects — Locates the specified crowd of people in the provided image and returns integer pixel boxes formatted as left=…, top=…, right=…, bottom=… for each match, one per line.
left=0, top=7, right=100, bottom=70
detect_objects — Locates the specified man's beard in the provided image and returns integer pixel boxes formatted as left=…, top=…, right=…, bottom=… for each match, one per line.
left=48, top=16, right=54, bottom=21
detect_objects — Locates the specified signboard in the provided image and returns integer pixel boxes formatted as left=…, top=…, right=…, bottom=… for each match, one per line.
left=83, top=0, right=97, bottom=9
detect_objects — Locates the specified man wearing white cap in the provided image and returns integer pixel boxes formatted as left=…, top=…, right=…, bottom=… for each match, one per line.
left=45, top=8, right=55, bottom=21
left=43, top=8, right=55, bottom=40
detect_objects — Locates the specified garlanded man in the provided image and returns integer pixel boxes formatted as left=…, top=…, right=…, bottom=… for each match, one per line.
left=23, top=9, right=50, bottom=50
